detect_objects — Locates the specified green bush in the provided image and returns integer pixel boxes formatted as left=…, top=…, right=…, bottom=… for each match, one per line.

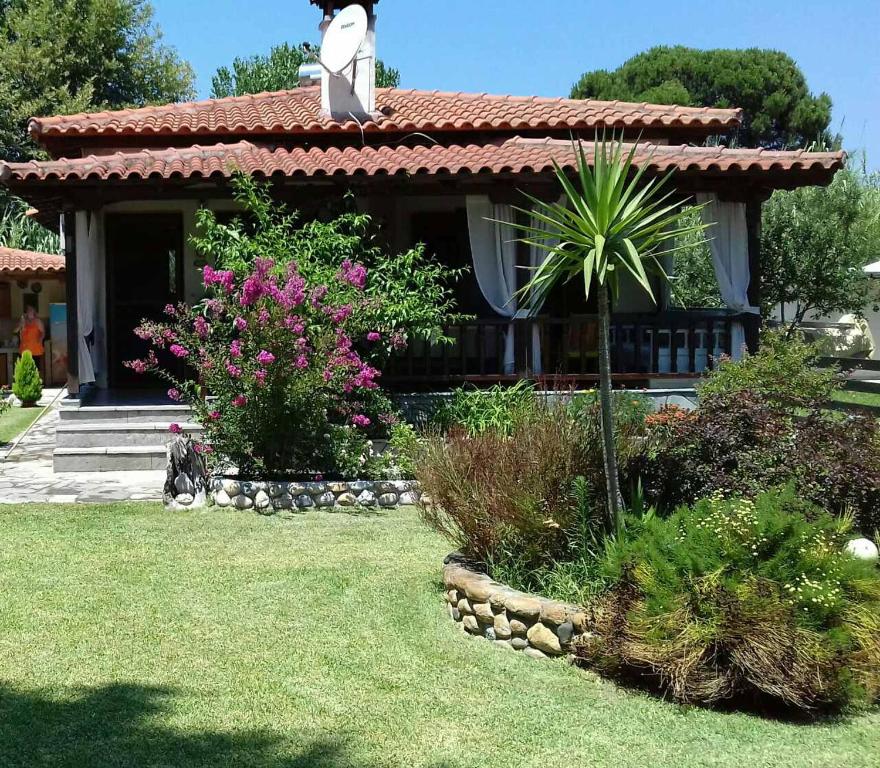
left=430, top=381, right=537, bottom=437
left=578, top=487, right=880, bottom=715
left=698, top=330, right=840, bottom=407
left=13, top=351, right=42, bottom=406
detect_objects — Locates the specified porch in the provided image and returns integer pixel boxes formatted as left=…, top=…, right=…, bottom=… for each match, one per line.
left=386, top=310, right=748, bottom=389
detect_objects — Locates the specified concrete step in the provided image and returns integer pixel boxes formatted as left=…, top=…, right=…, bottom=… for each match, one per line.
left=53, top=445, right=168, bottom=472
left=55, top=422, right=202, bottom=448
left=58, top=403, right=194, bottom=423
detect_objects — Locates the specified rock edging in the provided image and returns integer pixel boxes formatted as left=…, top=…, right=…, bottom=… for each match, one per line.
left=208, top=477, right=421, bottom=512
left=442, top=557, right=592, bottom=659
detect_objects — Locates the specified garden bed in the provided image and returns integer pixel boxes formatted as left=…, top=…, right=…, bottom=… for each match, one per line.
left=442, top=555, right=592, bottom=659
left=208, top=477, right=421, bottom=512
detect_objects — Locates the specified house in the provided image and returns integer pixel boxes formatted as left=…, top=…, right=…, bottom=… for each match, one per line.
left=0, top=0, right=844, bottom=403
left=0, top=246, right=66, bottom=386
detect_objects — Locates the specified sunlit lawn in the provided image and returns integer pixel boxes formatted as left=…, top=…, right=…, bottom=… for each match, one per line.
left=0, top=504, right=877, bottom=767
left=0, top=405, right=42, bottom=445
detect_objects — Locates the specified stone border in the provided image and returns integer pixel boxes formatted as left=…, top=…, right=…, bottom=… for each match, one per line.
left=208, top=477, right=421, bottom=512
left=443, top=557, right=591, bottom=659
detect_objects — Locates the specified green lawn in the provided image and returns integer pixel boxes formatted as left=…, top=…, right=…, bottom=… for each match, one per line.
left=0, top=504, right=876, bottom=768
left=832, top=389, right=880, bottom=410
left=0, top=404, right=43, bottom=445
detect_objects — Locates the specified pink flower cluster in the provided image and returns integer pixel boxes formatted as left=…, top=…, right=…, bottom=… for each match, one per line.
left=203, top=265, right=235, bottom=293
left=338, top=259, right=367, bottom=290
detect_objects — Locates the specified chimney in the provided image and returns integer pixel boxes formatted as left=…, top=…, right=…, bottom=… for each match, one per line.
left=314, top=1, right=377, bottom=120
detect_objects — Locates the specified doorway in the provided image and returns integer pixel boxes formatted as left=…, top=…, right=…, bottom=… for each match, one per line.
left=105, top=214, right=184, bottom=388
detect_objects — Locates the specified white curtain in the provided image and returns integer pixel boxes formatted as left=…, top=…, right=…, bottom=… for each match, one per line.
left=75, top=210, right=97, bottom=385
left=526, top=196, right=566, bottom=373
left=696, top=194, right=759, bottom=360
left=466, top=196, right=518, bottom=373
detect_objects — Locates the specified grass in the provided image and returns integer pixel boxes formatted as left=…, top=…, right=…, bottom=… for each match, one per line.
left=832, top=389, right=880, bottom=410
left=0, top=404, right=43, bottom=445
left=0, top=504, right=877, bottom=768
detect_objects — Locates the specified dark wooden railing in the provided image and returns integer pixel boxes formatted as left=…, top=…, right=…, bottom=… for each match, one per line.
left=385, top=311, right=748, bottom=388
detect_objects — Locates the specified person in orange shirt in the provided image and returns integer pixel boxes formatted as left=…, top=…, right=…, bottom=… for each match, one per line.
left=14, top=304, right=45, bottom=374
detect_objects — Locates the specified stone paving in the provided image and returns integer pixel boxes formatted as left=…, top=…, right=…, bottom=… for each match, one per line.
left=0, top=392, right=164, bottom=504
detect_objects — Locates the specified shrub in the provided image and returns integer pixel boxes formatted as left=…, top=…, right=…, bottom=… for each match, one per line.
left=418, top=403, right=600, bottom=570
left=430, top=381, right=536, bottom=437
left=127, top=176, right=461, bottom=479
left=13, top=351, right=42, bottom=406
left=641, top=390, right=880, bottom=534
left=579, top=487, right=880, bottom=714
left=698, top=330, right=840, bottom=408
left=417, top=394, right=651, bottom=571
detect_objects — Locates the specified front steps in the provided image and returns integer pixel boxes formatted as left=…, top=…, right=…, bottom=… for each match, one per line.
left=54, top=401, right=201, bottom=472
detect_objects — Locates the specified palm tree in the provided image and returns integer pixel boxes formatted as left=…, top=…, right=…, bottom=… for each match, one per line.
left=512, top=134, right=710, bottom=533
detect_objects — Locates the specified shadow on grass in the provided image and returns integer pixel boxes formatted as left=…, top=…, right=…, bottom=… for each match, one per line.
left=0, top=682, right=454, bottom=767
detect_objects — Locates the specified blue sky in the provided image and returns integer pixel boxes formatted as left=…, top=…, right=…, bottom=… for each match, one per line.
left=151, top=0, right=880, bottom=168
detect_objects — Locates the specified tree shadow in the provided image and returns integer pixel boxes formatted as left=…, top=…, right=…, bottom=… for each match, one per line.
left=0, top=682, right=450, bottom=768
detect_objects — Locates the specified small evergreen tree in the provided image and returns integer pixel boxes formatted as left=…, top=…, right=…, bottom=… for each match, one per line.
left=13, top=351, right=42, bottom=406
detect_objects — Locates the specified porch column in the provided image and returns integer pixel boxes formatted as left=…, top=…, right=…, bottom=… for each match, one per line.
left=745, top=198, right=763, bottom=355
left=62, top=210, right=79, bottom=395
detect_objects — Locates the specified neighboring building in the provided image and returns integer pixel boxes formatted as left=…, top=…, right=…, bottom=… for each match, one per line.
left=0, top=0, right=844, bottom=399
left=0, top=246, right=66, bottom=386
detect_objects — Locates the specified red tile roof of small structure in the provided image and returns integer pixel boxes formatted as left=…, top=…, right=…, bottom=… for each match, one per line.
left=27, top=87, right=742, bottom=141
left=0, top=138, right=845, bottom=186
left=0, top=246, right=65, bottom=273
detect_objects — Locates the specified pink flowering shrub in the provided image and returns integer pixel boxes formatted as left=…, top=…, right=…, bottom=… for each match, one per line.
left=126, top=176, right=462, bottom=478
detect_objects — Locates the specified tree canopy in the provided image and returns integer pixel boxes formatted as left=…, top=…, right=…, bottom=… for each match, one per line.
left=211, top=42, right=400, bottom=99
left=571, top=46, right=833, bottom=149
left=760, top=162, right=880, bottom=330
left=0, top=0, right=195, bottom=163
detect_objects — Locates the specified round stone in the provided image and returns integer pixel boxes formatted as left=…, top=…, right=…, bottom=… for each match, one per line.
left=233, top=494, right=253, bottom=510
left=509, top=619, right=529, bottom=637
left=503, top=594, right=542, bottom=621
left=213, top=490, right=231, bottom=507
left=357, top=490, right=377, bottom=507
left=336, top=492, right=358, bottom=507
left=221, top=479, right=240, bottom=497
left=314, top=492, right=336, bottom=508
left=295, top=494, right=315, bottom=509
left=174, top=474, right=195, bottom=496
left=240, top=481, right=258, bottom=497
left=268, top=482, right=287, bottom=498
left=254, top=490, right=271, bottom=511
left=493, top=613, right=512, bottom=640
left=527, top=622, right=562, bottom=655
left=472, top=602, right=494, bottom=622
left=446, top=589, right=459, bottom=605
left=303, top=481, right=327, bottom=495
left=462, top=615, right=480, bottom=633
left=845, top=538, right=879, bottom=561
left=449, top=605, right=461, bottom=621
left=398, top=491, right=420, bottom=505
left=175, top=493, right=194, bottom=506
left=523, top=646, right=549, bottom=660
left=493, top=639, right=514, bottom=651
left=557, top=621, right=575, bottom=646
left=484, top=627, right=497, bottom=641
left=457, top=597, right=473, bottom=615
left=349, top=480, right=372, bottom=493
left=511, top=637, right=529, bottom=650
left=272, top=493, right=294, bottom=510
left=328, top=482, right=349, bottom=494
left=378, top=493, right=398, bottom=507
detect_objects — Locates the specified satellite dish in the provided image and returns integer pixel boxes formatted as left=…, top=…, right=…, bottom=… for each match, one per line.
left=320, top=4, right=368, bottom=75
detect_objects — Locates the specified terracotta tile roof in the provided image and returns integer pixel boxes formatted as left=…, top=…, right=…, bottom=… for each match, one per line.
left=0, top=246, right=65, bottom=273
left=28, top=87, right=741, bottom=141
left=0, top=138, right=845, bottom=186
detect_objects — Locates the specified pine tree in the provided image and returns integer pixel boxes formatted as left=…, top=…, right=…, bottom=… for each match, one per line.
left=13, top=350, right=42, bottom=406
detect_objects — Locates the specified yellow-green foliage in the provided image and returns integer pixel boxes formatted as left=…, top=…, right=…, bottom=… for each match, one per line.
left=580, top=487, right=880, bottom=714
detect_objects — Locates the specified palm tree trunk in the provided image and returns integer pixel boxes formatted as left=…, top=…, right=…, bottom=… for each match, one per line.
left=597, top=281, right=624, bottom=533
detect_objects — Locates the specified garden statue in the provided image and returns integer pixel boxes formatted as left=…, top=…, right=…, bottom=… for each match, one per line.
left=164, top=434, right=207, bottom=510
